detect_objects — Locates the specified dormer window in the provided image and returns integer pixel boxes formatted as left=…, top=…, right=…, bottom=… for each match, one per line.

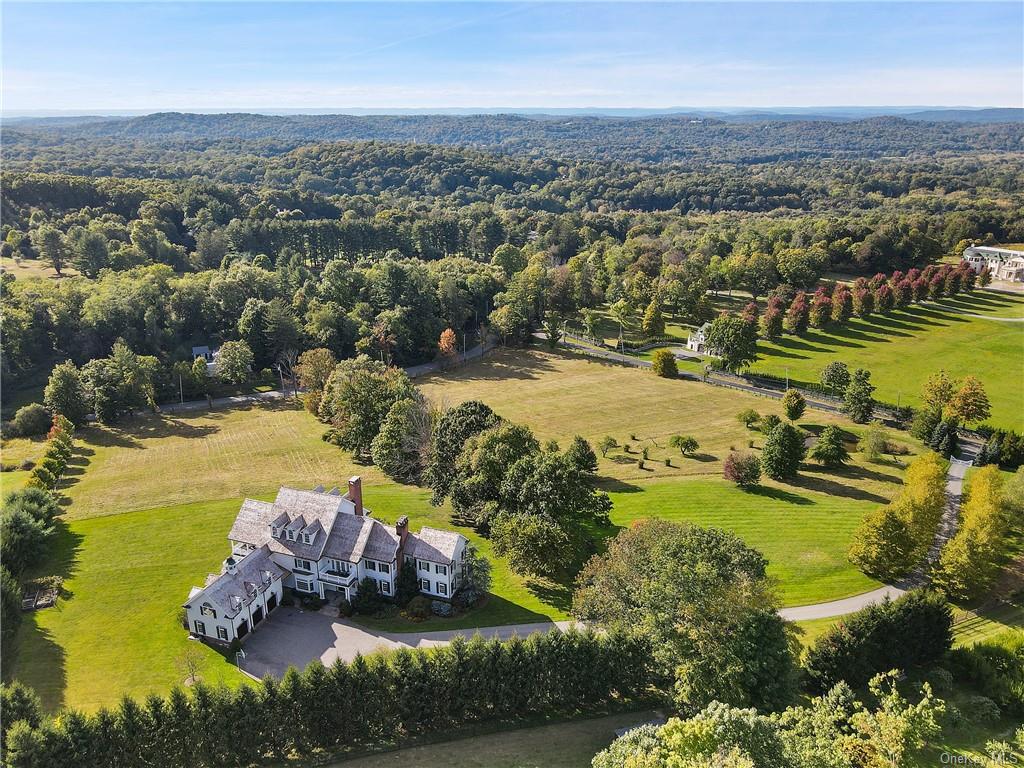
left=286, top=529, right=296, bottom=541
left=302, top=532, right=312, bottom=544
left=271, top=525, right=280, bottom=538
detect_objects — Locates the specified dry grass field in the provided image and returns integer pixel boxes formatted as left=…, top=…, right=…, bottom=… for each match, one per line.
left=61, top=401, right=383, bottom=519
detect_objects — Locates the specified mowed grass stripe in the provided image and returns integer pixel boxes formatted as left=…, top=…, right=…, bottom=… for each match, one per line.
left=747, top=295, right=1024, bottom=431
left=609, top=478, right=880, bottom=607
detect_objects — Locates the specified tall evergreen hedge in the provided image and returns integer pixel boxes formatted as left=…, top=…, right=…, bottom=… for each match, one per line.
left=802, top=590, right=952, bottom=693
left=4, top=628, right=650, bottom=768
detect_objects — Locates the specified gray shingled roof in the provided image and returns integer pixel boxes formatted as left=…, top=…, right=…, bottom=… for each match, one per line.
left=406, top=527, right=464, bottom=563
left=184, top=545, right=286, bottom=619
left=321, top=514, right=400, bottom=564
left=228, top=487, right=347, bottom=560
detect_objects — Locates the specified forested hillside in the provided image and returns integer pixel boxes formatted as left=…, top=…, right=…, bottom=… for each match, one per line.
left=2, top=113, right=1022, bottom=414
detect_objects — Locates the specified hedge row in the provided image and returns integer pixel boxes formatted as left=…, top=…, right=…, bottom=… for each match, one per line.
left=4, top=628, right=651, bottom=768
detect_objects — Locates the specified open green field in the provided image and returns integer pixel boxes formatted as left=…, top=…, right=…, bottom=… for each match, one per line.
left=747, top=292, right=1024, bottom=430
left=9, top=350, right=913, bottom=712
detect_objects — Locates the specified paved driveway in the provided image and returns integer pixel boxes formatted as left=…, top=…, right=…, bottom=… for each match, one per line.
left=239, top=607, right=573, bottom=678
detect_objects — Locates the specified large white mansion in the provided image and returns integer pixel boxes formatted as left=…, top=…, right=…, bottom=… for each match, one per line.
left=962, top=245, right=1024, bottom=283
left=183, top=477, right=468, bottom=645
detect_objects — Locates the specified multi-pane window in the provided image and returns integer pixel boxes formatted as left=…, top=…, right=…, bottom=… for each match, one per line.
left=200, top=603, right=216, bottom=617
left=419, top=579, right=431, bottom=591
left=217, top=626, right=229, bottom=641
left=418, top=560, right=429, bottom=571
left=435, top=564, right=447, bottom=575
left=437, top=582, right=448, bottom=595
left=294, top=557, right=312, bottom=572
left=295, top=579, right=312, bottom=592
left=378, top=562, right=390, bottom=574
left=195, top=620, right=206, bottom=635
left=381, top=581, right=391, bottom=594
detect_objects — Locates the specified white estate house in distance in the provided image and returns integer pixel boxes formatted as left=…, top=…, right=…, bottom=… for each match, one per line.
left=962, top=246, right=1024, bottom=283
left=184, top=477, right=468, bottom=645
left=686, top=322, right=712, bottom=354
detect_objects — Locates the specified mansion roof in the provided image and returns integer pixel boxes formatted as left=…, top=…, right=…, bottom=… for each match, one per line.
left=186, top=544, right=286, bottom=619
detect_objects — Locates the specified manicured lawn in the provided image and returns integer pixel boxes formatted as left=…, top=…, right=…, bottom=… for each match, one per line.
left=6, top=500, right=248, bottom=713
left=747, top=293, right=1024, bottom=430
left=609, top=479, right=880, bottom=606
left=417, top=348, right=914, bottom=495
left=327, top=709, right=660, bottom=768
left=10, top=486, right=572, bottom=712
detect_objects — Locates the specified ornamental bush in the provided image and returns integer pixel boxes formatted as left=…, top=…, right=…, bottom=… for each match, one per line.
left=651, top=348, right=677, bottom=378
left=724, top=452, right=762, bottom=488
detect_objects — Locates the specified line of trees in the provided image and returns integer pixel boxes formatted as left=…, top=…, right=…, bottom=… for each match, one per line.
left=933, top=466, right=1019, bottom=601
left=847, top=452, right=949, bottom=580
left=2, top=628, right=651, bottom=768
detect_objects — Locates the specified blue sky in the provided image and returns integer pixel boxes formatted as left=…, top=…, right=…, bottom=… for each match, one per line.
left=3, top=2, right=1022, bottom=112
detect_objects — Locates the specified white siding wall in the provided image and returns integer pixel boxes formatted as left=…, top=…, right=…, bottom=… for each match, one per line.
left=185, top=578, right=281, bottom=644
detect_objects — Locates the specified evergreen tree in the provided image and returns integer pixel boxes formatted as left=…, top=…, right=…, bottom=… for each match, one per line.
left=641, top=297, right=665, bottom=337
left=782, top=389, right=806, bottom=421
left=761, top=422, right=806, bottom=480
left=842, top=368, right=875, bottom=423
left=810, top=425, right=849, bottom=466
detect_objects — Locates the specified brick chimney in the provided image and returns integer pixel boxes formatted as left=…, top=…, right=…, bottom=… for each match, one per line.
left=348, top=476, right=363, bottom=516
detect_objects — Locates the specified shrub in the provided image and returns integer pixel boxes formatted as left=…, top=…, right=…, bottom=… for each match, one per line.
left=405, top=595, right=432, bottom=620
left=946, top=631, right=1024, bottom=717
left=802, top=590, right=952, bottom=693
left=8, top=404, right=52, bottom=438
left=737, top=409, right=760, bottom=429
left=959, top=695, right=1001, bottom=726
left=28, top=466, right=55, bottom=489
left=431, top=600, right=454, bottom=617
left=723, top=452, right=761, bottom=488
left=351, top=576, right=383, bottom=614
left=651, top=349, right=678, bottom=378
left=335, top=598, right=353, bottom=617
